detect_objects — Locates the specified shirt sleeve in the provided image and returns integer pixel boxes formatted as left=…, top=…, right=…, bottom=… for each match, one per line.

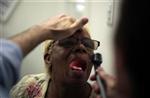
left=0, top=39, right=23, bottom=90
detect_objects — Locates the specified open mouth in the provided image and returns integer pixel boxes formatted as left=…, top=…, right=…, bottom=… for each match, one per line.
left=67, top=57, right=89, bottom=83
left=69, top=58, right=87, bottom=72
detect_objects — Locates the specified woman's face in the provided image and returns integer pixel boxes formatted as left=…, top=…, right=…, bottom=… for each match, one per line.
left=50, top=29, right=94, bottom=86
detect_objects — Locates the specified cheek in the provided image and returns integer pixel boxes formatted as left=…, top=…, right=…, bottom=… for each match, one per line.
left=52, top=46, right=69, bottom=66
left=87, top=64, right=93, bottom=76
left=52, top=47, right=67, bottom=69
left=51, top=46, right=70, bottom=81
left=114, top=48, right=131, bottom=95
left=52, top=47, right=65, bottom=58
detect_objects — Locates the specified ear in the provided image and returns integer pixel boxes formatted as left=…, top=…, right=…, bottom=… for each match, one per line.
left=44, top=53, right=51, bottom=65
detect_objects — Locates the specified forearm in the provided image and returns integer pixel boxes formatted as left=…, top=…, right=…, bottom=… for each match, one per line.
left=10, top=25, right=48, bottom=57
left=9, top=15, right=88, bottom=57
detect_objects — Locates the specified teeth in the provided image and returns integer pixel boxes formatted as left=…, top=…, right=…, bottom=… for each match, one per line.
left=72, top=66, right=82, bottom=71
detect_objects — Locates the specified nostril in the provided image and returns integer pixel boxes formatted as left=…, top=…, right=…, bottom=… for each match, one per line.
left=75, top=48, right=86, bottom=53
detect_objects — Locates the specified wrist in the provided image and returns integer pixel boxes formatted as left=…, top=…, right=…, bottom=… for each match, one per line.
left=31, top=24, right=50, bottom=41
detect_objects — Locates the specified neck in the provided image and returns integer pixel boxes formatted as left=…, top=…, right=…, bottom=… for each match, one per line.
left=45, top=80, right=91, bottom=98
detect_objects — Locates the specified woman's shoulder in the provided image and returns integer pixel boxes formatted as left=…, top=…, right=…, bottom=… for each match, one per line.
left=10, top=73, right=50, bottom=98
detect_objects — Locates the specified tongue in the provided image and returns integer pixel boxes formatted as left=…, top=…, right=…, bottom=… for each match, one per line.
left=69, top=60, right=83, bottom=71
left=71, top=66, right=82, bottom=71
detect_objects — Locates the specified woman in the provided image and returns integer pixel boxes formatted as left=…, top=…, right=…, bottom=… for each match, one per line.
left=10, top=18, right=101, bottom=98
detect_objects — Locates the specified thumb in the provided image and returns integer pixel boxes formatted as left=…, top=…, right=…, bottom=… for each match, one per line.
left=70, top=17, right=88, bottom=32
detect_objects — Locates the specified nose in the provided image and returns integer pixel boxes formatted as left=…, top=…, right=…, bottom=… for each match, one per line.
left=74, top=43, right=87, bottom=53
left=74, top=48, right=86, bottom=53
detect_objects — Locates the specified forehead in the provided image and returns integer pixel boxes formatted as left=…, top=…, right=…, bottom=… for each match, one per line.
left=71, top=27, right=91, bottom=38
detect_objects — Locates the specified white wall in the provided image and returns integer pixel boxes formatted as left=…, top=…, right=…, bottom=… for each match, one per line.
left=0, top=0, right=120, bottom=78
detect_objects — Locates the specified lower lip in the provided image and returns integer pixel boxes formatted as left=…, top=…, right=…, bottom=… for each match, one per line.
left=68, top=72, right=85, bottom=84
left=69, top=69, right=85, bottom=79
left=66, top=69, right=86, bottom=84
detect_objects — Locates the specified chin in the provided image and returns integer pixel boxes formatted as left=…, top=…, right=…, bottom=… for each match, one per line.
left=63, top=70, right=89, bottom=86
